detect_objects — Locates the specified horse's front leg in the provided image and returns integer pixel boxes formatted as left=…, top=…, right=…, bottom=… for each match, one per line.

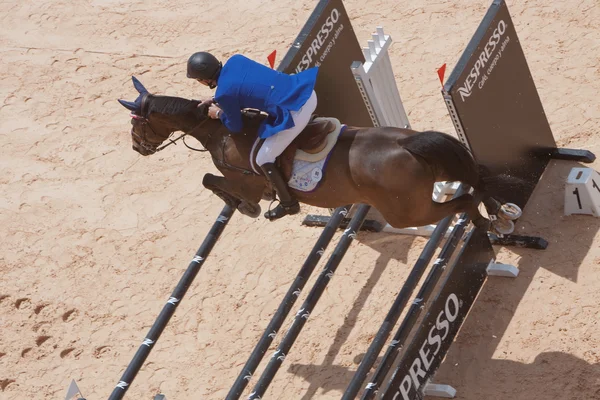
left=202, top=173, right=262, bottom=218
left=202, top=174, right=241, bottom=208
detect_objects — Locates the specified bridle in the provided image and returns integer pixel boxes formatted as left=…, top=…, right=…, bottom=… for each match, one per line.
left=130, top=93, right=209, bottom=154
left=129, top=93, right=259, bottom=176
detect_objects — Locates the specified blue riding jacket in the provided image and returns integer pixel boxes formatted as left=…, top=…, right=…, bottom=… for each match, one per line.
left=214, top=54, right=319, bottom=139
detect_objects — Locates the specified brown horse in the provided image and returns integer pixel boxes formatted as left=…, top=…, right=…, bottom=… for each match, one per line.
left=118, top=76, right=524, bottom=233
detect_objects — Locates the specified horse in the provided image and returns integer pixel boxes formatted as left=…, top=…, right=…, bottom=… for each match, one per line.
left=117, top=76, right=524, bottom=234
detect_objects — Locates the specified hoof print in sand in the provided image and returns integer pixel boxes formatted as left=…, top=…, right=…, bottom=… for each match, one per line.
left=14, top=298, right=31, bottom=309
left=35, top=335, right=51, bottom=347
left=60, top=347, right=79, bottom=359
left=62, top=309, right=77, bottom=322
left=1, top=379, right=16, bottom=391
left=3, top=298, right=81, bottom=362
left=94, top=345, right=112, bottom=358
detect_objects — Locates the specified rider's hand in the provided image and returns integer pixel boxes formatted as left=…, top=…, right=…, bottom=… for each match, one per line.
left=208, top=104, right=222, bottom=119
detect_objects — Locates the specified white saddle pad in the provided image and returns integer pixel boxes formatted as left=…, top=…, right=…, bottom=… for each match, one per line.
left=288, top=117, right=345, bottom=192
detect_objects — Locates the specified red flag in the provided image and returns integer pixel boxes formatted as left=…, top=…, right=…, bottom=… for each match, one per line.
left=437, top=63, right=447, bottom=86
left=267, top=50, right=277, bottom=69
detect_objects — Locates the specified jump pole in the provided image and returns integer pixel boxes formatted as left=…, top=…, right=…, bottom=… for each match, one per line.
left=225, top=205, right=352, bottom=399
left=341, top=187, right=470, bottom=400
left=346, top=55, right=519, bottom=397
left=246, top=204, right=371, bottom=399
left=105, top=205, right=234, bottom=400
left=357, top=211, right=470, bottom=399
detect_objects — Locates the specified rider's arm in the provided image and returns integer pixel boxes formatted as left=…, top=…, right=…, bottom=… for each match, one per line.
left=215, top=94, right=243, bottom=132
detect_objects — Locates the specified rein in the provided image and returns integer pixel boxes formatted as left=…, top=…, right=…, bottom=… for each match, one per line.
left=131, top=113, right=209, bottom=153
left=156, top=120, right=210, bottom=153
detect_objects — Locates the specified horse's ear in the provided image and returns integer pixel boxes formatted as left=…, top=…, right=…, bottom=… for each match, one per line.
left=118, top=99, right=139, bottom=112
left=132, top=76, right=148, bottom=94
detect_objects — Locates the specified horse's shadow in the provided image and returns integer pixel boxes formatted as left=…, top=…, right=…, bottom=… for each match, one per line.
left=289, top=351, right=600, bottom=399
left=272, top=215, right=420, bottom=399
left=286, top=159, right=600, bottom=399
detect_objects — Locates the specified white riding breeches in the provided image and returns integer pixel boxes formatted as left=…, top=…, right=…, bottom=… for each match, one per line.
left=255, top=90, right=318, bottom=167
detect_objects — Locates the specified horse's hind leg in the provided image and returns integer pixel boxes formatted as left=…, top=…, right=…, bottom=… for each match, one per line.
left=469, top=191, right=521, bottom=235
left=478, top=194, right=521, bottom=234
left=427, top=194, right=490, bottom=230
left=380, top=193, right=490, bottom=231
left=481, top=195, right=522, bottom=221
left=482, top=196, right=502, bottom=215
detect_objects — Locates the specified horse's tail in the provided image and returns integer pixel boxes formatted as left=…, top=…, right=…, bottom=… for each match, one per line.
left=399, top=130, right=529, bottom=203
left=399, top=130, right=481, bottom=188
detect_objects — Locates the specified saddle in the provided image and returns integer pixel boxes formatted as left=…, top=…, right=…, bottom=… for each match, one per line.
left=294, top=117, right=337, bottom=153
left=242, top=109, right=338, bottom=191
left=281, top=118, right=337, bottom=186
left=242, top=109, right=336, bottom=154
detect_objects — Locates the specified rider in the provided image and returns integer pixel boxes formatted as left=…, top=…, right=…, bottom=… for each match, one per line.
left=186, top=51, right=319, bottom=221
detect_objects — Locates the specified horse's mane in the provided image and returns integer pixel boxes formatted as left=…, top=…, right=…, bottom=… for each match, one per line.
left=145, top=94, right=266, bottom=133
left=147, top=95, right=200, bottom=116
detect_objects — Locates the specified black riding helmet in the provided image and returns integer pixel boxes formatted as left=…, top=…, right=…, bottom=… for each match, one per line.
left=187, top=52, right=222, bottom=82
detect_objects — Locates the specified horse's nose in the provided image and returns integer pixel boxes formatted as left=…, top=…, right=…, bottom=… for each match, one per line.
left=132, top=143, right=149, bottom=156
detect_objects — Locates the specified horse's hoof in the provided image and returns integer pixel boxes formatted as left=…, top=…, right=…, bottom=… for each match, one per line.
left=238, top=201, right=261, bottom=218
left=498, top=203, right=522, bottom=221
left=492, top=219, right=515, bottom=235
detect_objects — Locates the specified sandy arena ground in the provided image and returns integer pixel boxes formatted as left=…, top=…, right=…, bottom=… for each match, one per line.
left=1, top=0, right=599, bottom=399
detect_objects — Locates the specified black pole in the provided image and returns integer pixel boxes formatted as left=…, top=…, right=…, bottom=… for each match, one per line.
left=107, top=205, right=234, bottom=400
left=226, top=205, right=352, bottom=399
left=359, top=213, right=470, bottom=400
left=341, top=186, right=469, bottom=400
left=247, top=204, right=371, bottom=399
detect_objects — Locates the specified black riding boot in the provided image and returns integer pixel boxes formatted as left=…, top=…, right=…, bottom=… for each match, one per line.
left=260, top=162, right=300, bottom=220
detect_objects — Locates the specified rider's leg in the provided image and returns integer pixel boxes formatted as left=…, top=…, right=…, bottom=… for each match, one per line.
left=256, top=90, right=317, bottom=220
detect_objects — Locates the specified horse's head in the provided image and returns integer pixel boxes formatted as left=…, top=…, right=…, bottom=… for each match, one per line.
left=118, top=76, right=209, bottom=156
